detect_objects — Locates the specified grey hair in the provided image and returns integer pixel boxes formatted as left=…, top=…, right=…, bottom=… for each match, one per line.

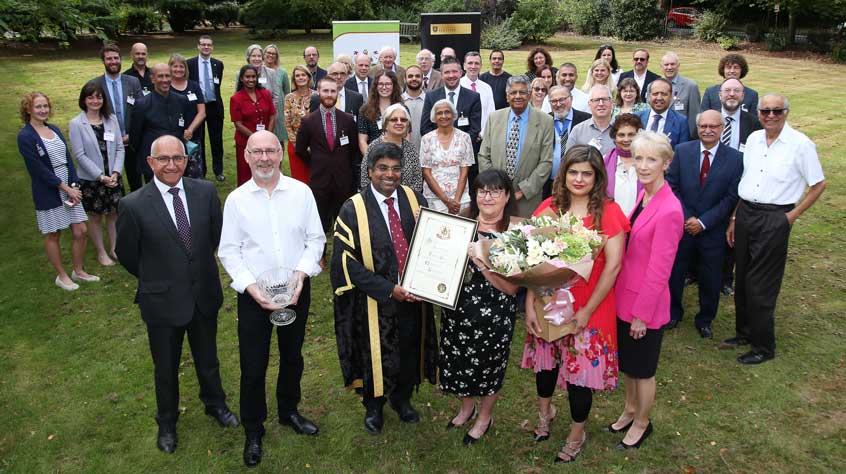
left=430, top=98, right=457, bottom=122
left=589, top=84, right=613, bottom=100
left=382, top=103, right=412, bottom=134
left=506, top=74, right=530, bottom=93
left=548, top=85, right=570, bottom=97
left=758, top=93, right=789, bottom=110
left=631, top=130, right=673, bottom=163
left=416, top=49, right=434, bottom=61
left=379, top=46, right=396, bottom=58
left=245, top=44, right=263, bottom=63
left=695, top=111, right=726, bottom=127
left=662, top=51, right=680, bottom=63
left=150, top=135, right=186, bottom=156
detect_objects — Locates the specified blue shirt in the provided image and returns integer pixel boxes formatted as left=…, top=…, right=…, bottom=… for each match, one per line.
left=506, top=108, right=529, bottom=165
left=105, top=75, right=125, bottom=133
left=551, top=109, right=573, bottom=177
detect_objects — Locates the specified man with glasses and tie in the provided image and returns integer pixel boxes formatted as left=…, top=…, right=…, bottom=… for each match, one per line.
left=636, top=77, right=690, bottom=149
left=543, top=85, right=590, bottom=198
left=116, top=135, right=238, bottom=455
left=187, top=35, right=226, bottom=182
left=724, top=94, right=825, bottom=364
left=308, top=62, right=363, bottom=116
left=566, top=84, right=616, bottom=157
left=619, top=49, right=659, bottom=102
left=218, top=130, right=325, bottom=467
left=419, top=57, right=481, bottom=148
left=665, top=110, right=743, bottom=339
left=478, top=75, right=554, bottom=217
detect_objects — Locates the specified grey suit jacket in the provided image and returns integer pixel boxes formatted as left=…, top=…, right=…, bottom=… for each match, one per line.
left=68, top=111, right=125, bottom=181
left=478, top=107, right=554, bottom=217
left=424, top=69, right=443, bottom=90
left=91, top=74, right=143, bottom=135
left=670, top=74, right=701, bottom=137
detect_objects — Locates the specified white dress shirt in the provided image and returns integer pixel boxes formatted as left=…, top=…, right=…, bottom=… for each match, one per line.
left=153, top=177, right=190, bottom=227
left=356, top=76, right=369, bottom=99
left=337, top=88, right=346, bottom=113
left=738, top=123, right=825, bottom=205
left=219, top=175, right=325, bottom=293
left=370, top=184, right=401, bottom=239
left=197, top=55, right=214, bottom=99
left=460, top=75, right=495, bottom=136
left=633, top=71, right=648, bottom=94
left=570, top=88, right=589, bottom=113
left=647, top=110, right=668, bottom=134
left=721, top=108, right=742, bottom=150
left=614, top=157, right=638, bottom=217
left=444, top=85, right=461, bottom=106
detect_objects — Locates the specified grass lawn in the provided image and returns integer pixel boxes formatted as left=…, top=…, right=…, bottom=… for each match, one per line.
left=0, top=29, right=843, bottom=473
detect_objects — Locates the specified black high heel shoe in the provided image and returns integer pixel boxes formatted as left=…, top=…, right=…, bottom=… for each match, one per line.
left=463, top=417, right=493, bottom=445
left=605, top=419, right=633, bottom=433
left=446, top=405, right=477, bottom=430
left=615, top=421, right=653, bottom=450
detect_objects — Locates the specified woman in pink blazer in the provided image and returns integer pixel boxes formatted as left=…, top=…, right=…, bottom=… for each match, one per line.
left=608, top=131, right=683, bottom=450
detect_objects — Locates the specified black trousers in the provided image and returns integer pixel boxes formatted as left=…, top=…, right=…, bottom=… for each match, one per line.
left=146, top=309, right=226, bottom=430
left=535, top=368, right=592, bottom=423
left=734, top=200, right=793, bottom=356
left=669, top=232, right=725, bottom=327
left=362, top=301, right=421, bottom=409
left=124, top=144, right=143, bottom=192
left=202, top=103, right=225, bottom=176
left=721, top=243, right=735, bottom=288
left=312, top=184, right=352, bottom=233
left=237, top=279, right=310, bottom=435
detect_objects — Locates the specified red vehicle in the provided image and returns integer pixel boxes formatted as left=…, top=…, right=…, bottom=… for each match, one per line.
left=667, top=7, right=701, bottom=28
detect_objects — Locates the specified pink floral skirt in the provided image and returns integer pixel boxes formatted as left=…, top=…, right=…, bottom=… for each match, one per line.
left=521, top=327, right=618, bottom=391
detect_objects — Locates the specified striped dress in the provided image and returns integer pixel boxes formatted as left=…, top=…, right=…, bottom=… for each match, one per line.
left=35, top=136, right=87, bottom=234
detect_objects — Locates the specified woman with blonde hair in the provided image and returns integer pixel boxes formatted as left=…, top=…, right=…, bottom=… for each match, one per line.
left=284, top=65, right=316, bottom=183
left=263, top=44, right=291, bottom=146
left=582, top=59, right=616, bottom=96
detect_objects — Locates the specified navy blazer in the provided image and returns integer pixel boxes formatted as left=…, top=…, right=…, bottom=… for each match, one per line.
left=700, top=84, right=758, bottom=114
left=18, top=123, right=80, bottom=210
left=618, top=69, right=660, bottom=101
left=419, top=86, right=482, bottom=139
left=345, top=75, right=371, bottom=96
left=666, top=141, right=743, bottom=240
left=637, top=109, right=690, bottom=149
left=186, top=56, right=225, bottom=115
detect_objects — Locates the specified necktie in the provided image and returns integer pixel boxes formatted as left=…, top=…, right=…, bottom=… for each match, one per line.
left=471, top=81, right=477, bottom=92
left=423, top=75, right=429, bottom=89
left=203, top=60, right=215, bottom=103
left=557, top=119, right=570, bottom=159
left=650, top=114, right=662, bottom=132
left=168, top=188, right=192, bottom=251
left=700, top=150, right=710, bottom=188
left=384, top=197, right=409, bottom=277
left=359, top=80, right=368, bottom=101
left=721, top=116, right=733, bottom=147
left=505, top=115, right=520, bottom=178
left=111, top=80, right=124, bottom=132
left=325, top=111, right=334, bottom=151
left=448, top=91, right=455, bottom=105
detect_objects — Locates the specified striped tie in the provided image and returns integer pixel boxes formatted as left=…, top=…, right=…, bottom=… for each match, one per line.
left=505, top=116, right=520, bottom=178
left=721, top=116, right=733, bottom=147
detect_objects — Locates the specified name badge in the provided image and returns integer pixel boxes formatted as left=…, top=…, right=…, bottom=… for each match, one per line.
left=187, top=92, right=197, bottom=101
left=258, top=76, right=267, bottom=85
left=104, top=131, right=115, bottom=142
left=37, top=146, right=45, bottom=157
left=339, top=134, right=350, bottom=146
left=142, top=88, right=150, bottom=96
left=126, top=96, right=135, bottom=105
left=213, top=77, right=220, bottom=85
left=353, top=115, right=357, bottom=123
left=178, top=117, right=185, bottom=127
left=256, top=123, right=265, bottom=131
left=588, top=136, right=602, bottom=151
left=457, top=116, right=469, bottom=127
left=741, top=103, right=748, bottom=112
left=376, top=119, right=382, bottom=129
left=674, top=102, right=685, bottom=111
left=739, top=143, right=746, bottom=153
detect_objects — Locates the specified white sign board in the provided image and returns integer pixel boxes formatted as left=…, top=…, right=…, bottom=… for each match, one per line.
left=333, top=21, right=400, bottom=66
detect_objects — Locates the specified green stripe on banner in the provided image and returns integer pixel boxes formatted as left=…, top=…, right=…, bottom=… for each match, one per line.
left=333, top=21, right=400, bottom=40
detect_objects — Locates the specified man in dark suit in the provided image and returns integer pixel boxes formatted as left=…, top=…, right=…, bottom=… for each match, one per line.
left=330, top=142, right=437, bottom=435
left=545, top=85, right=590, bottom=197
left=309, top=62, right=363, bottom=116
left=345, top=53, right=372, bottom=101
left=700, top=53, right=759, bottom=114
left=296, top=77, right=359, bottom=231
left=187, top=34, right=225, bottom=182
left=665, top=111, right=743, bottom=338
left=115, top=135, right=238, bottom=454
left=129, top=63, right=192, bottom=184
left=125, top=42, right=153, bottom=92
left=618, top=49, right=660, bottom=102
left=91, top=43, right=143, bottom=191
left=304, top=46, right=327, bottom=90
left=637, top=78, right=690, bottom=149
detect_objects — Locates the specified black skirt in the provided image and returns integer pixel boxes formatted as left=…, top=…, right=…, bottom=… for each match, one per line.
left=617, top=317, right=664, bottom=379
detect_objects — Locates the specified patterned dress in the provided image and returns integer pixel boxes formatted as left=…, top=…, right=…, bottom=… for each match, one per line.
left=359, top=136, right=423, bottom=193
left=419, top=129, right=474, bottom=213
left=520, top=199, right=629, bottom=391
left=440, top=231, right=518, bottom=397
left=79, top=123, right=124, bottom=215
left=36, top=136, right=87, bottom=234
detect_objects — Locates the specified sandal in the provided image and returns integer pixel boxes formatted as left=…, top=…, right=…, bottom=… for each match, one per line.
left=554, top=431, right=586, bottom=464
left=533, top=405, right=557, bottom=442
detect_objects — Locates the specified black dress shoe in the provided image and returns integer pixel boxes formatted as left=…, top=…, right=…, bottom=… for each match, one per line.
left=463, top=417, right=493, bottom=445
left=664, top=320, right=680, bottom=330
left=279, top=411, right=319, bottom=435
left=605, top=419, right=633, bottom=433
left=206, top=406, right=240, bottom=428
left=615, top=422, right=653, bottom=450
left=390, top=400, right=420, bottom=423
left=243, top=434, right=262, bottom=468
left=718, top=336, right=749, bottom=350
left=216, top=174, right=225, bottom=182
left=446, top=405, right=476, bottom=430
left=697, top=325, right=713, bottom=339
left=737, top=350, right=774, bottom=365
left=156, top=428, right=177, bottom=454
left=364, top=405, right=384, bottom=435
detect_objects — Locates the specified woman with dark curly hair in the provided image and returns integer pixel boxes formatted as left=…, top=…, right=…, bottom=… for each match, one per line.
left=357, top=70, right=402, bottom=155
left=525, top=47, right=557, bottom=82
left=700, top=53, right=758, bottom=112
left=521, top=145, right=628, bottom=463
left=603, top=113, right=644, bottom=216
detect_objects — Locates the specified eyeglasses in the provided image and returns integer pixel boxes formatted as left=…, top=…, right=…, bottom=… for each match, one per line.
left=532, top=87, right=547, bottom=93
left=758, top=108, right=787, bottom=116
left=549, top=97, right=571, bottom=105
left=633, top=57, right=648, bottom=62
left=151, top=155, right=187, bottom=164
left=387, top=117, right=409, bottom=123
left=478, top=189, right=505, bottom=198
left=507, top=90, right=529, bottom=96
left=374, top=165, right=402, bottom=173
left=377, top=82, right=392, bottom=88
left=246, top=148, right=280, bottom=156
left=589, top=97, right=611, bottom=104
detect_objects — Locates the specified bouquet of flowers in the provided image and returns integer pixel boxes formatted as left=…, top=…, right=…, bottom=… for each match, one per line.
left=473, top=209, right=604, bottom=341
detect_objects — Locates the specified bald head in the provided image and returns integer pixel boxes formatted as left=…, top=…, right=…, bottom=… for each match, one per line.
left=245, top=130, right=283, bottom=183
left=151, top=63, right=171, bottom=94
left=130, top=42, right=148, bottom=69
left=245, top=129, right=281, bottom=150
left=151, top=135, right=184, bottom=156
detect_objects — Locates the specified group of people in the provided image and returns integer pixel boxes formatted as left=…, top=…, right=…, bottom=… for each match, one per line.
left=17, top=35, right=826, bottom=468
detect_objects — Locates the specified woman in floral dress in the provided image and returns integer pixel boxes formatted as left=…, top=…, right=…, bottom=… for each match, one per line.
left=521, top=145, right=628, bottom=463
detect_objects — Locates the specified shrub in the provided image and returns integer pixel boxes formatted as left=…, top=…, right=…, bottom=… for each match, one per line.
left=831, top=43, right=846, bottom=63
left=718, top=35, right=739, bottom=50
left=481, top=17, right=522, bottom=50
left=375, top=4, right=421, bottom=24
left=807, top=32, right=834, bottom=54
left=694, top=10, right=726, bottom=43
left=745, top=22, right=768, bottom=42
left=159, top=0, right=204, bottom=33
left=206, top=2, right=240, bottom=29
left=512, top=0, right=564, bottom=42
left=425, top=0, right=470, bottom=12
left=607, top=0, right=660, bottom=41
left=121, top=6, right=160, bottom=34
left=560, top=0, right=609, bottom=36
left=765, top=32, right=788, bottom=51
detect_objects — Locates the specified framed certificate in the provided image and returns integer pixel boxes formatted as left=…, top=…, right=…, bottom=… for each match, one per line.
left=401, top=207, right=478, bottom=310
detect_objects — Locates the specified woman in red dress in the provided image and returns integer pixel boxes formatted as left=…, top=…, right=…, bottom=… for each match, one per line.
left=230, top=65, right=276, bottom=185
left=521, top=144, right=628, bottom=463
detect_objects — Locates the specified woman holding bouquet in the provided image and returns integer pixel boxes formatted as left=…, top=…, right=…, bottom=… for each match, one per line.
left=439, top=170, right=519, bottom=445
left=521, top=145, right=628, bottom=463
left=609, top=131, right=683, bottom=450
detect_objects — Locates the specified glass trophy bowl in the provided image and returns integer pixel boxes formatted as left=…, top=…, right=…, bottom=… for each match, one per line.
left=256, top=267, right=298, bottom=326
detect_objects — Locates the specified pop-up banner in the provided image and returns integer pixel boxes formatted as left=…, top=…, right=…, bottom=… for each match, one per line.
left=332, top=21, right=400, bottom=66
left=420, top=12, right=481, bottom=69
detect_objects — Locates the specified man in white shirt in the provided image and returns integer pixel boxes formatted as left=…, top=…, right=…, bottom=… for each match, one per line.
left=619, top=49, right=659, bottom=102
left=218, top=130, right=325, bottom=467
left=460, top=51, right=495, bottom=140
left=556, top=63, right=589, bottom=113
left=725, top=94, right=826, bottom=364
left=416, top=49, right=442, bottom=90
left=402, top=65, right=426, bottom=151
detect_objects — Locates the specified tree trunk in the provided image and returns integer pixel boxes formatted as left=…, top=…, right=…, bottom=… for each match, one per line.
left=787, top=9, right=797, bottom=45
